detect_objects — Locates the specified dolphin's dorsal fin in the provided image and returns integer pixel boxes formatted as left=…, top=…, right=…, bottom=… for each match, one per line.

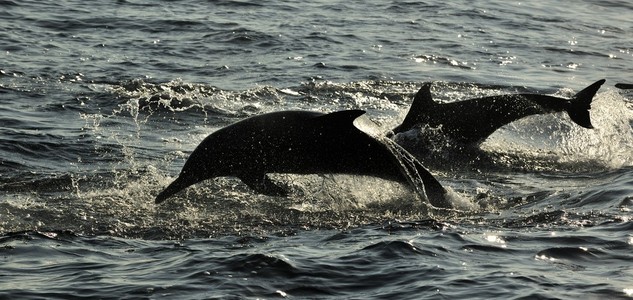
left=393, top=82, right=436, bottom=133
left=312, top=109, right=384, bottom=136
left=412, top=82, right=435, bottom=107
left=313, top=110, right=366, bottom=125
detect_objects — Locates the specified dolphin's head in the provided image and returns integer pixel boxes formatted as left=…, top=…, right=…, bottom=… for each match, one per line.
left=155, top=136, right=223, bottom=204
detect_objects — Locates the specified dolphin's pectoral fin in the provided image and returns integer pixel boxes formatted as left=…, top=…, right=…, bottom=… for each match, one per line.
left=240, top=173, right=289, bottom=197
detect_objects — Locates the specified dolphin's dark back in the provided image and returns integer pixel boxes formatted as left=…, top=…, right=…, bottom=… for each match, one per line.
left=197, top=110, right=399, bottom=177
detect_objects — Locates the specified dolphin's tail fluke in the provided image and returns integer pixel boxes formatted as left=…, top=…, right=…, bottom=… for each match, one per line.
left=382, top=138, right=450, bottom=209
left=566, top=79, right=606, bottom=129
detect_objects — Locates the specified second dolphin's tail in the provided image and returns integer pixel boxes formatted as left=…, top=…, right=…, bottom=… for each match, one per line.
left=566, top=79, right=606, bottom=129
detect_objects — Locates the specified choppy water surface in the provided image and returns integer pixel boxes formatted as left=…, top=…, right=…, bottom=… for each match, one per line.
left=1, top=0, right=632, bottom=298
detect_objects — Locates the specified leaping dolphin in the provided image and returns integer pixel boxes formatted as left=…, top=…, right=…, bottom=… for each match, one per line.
left=393, top=79, right=606, bottom=145
left=155, top=110, right=451, bottom=208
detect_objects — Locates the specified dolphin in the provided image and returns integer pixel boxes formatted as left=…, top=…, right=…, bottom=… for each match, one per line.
left=615, top=83, right=633, bottom=89
left=155, top=110, right=451, bottom=208
left=393, top=79, right=606, bottom=145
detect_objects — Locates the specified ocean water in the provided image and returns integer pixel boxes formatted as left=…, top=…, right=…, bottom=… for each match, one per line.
left=1, top=0, right=633, bottom=299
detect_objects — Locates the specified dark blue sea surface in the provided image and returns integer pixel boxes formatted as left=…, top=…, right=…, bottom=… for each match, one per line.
left=1, top=0, right=632, bottom=299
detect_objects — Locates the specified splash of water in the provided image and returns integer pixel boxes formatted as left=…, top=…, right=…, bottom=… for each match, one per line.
left=558, top=90, right=633, bottom=168
left=482, top=90, right=633, bottom=171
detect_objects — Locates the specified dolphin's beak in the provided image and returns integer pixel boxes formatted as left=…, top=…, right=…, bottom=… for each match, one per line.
left=155, top=176, right=193, bottom=204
